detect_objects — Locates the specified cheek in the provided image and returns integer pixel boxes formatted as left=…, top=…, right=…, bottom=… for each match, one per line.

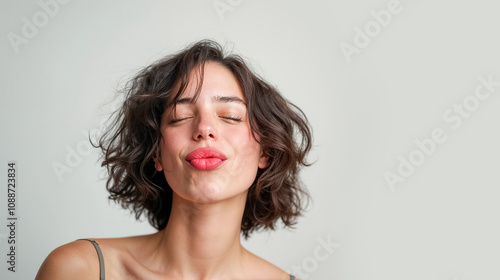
left=230, top=128, right=262, bottom=163
left=159, top=131, right=184, bottom=168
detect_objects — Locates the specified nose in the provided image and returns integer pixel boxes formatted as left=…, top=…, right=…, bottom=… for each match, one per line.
left=192, top=114, right=218, bottom=141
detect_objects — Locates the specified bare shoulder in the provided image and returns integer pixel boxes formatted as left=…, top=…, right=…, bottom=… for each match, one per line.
left=244, top=249, right=295, bottom=280
left=35, top=239, right=101, bottom=280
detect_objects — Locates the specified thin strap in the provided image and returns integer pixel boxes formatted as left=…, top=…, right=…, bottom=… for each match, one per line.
left=290, top=274, right=295, bottom=280
left=78, top=239, right=105, bottom=280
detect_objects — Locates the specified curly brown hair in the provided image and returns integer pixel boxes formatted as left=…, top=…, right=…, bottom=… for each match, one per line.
left=96, top=40, right=312, bottom=238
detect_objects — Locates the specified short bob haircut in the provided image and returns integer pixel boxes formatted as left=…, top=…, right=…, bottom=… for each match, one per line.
left=97, top=40, right=312, bottom=238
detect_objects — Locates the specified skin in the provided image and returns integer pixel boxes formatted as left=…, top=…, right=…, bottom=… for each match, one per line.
left=35, top=62, right=295, bottom=280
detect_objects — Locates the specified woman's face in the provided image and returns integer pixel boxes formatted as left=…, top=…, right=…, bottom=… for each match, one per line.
left=155, top=62, right=267, bottom=203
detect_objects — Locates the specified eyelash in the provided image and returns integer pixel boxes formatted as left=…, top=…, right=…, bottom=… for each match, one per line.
left=221, top=116, right=242, bottom=122
left=169, top=118, right=187, bottom=124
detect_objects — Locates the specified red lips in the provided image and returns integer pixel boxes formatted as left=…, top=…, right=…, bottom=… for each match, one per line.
left=185, top=147, right=227, bottom=171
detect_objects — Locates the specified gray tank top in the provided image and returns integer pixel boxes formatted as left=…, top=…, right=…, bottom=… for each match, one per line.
left=79, top=239, right=105, bottom=280
left=80, top=239, right=295, bottom=280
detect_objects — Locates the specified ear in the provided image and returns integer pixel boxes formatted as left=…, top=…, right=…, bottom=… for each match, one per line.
left=258, top=150, right=269, bottom=169
left=153, top=157, right=163, bottom=172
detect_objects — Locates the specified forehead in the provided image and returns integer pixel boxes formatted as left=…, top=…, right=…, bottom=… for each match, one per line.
left=175, top=61, right=245, bottom=103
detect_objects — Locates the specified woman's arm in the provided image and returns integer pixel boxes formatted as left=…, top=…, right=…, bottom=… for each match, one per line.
left=35, top=241, right=99, bottom=280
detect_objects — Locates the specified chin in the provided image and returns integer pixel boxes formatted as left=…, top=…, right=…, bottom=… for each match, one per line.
left=177, top=183, right=248, bottom=204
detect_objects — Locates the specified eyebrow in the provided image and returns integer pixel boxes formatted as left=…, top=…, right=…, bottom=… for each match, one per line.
left=175, top=95, right=246, bottom=105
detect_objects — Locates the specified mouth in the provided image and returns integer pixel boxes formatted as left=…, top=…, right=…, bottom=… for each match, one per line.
left=185, top=147, right=227, bottom=171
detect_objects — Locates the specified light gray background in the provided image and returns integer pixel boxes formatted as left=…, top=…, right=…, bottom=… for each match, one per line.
left=1, top=0, right=499, bottom=279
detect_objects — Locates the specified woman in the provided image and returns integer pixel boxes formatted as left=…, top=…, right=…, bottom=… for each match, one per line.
left=36, top=40, right=312, bottom=280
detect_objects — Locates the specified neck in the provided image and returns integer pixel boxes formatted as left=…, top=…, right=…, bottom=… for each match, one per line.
left=154, top=191, right=248, bottom=278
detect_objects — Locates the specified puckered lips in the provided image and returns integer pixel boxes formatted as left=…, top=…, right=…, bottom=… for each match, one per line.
left=185, top=147, right=227, bottom=171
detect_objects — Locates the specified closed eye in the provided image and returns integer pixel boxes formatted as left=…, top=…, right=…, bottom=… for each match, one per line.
left=169, top=117, right=191, bottom=124
left=168, top=116, right=242, bottom=124
left=220, top=116, right=242, bottom=123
